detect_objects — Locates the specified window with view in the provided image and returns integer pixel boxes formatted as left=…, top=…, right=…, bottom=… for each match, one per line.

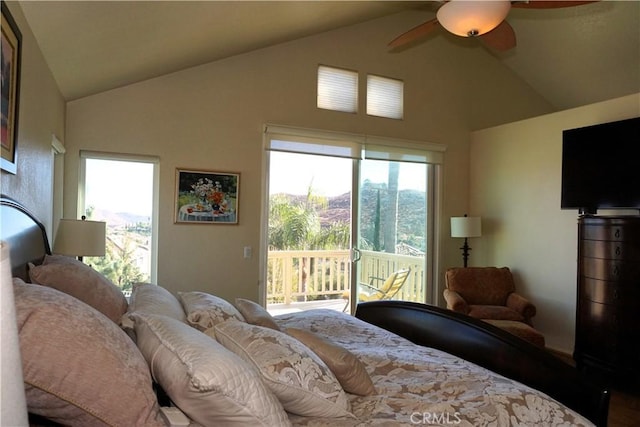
left=80, top=152, right=159, bottom=297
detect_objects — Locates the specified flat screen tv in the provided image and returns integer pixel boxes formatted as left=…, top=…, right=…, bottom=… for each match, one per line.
left=561, top=117, right=640, bottom=215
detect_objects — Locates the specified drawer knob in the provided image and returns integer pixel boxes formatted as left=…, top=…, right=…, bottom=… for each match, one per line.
left=614, top=228, right=621, bottom=238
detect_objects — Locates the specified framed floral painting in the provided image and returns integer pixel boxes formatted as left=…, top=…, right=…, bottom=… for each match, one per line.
left=1, top=2, right=22, bottom=174
left=175, top=169, right=240, bottom=224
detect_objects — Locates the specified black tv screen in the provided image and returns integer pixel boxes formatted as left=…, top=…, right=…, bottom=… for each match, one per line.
left=561, top=117, right=640, bottom=214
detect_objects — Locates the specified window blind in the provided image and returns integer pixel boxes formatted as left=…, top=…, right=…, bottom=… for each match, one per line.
left=264, top=124, right=445, bottom=164
left=317, top=65, right=358, bottom=113
left=264, top=124, right=363, bottom=159
left=366, top=75, right=403, bottom=120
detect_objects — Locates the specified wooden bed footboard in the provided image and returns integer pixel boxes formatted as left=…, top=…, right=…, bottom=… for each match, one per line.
left=355, top=300, right=610, bottom=427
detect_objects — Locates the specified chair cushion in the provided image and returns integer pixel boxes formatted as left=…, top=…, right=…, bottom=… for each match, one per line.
left=445, top=267, right=515, bottom=306
left=483, top=319, right=546, bottom=348
left=468, top=305, right=525, bottom=322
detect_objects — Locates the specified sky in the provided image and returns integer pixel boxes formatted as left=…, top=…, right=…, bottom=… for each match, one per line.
left=84, top=159, right=154, bottom=217
left=83, top=153, right=426, bottom=217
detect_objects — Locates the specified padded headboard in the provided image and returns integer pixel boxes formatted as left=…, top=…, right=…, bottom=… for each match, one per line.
left=0, top=196, right=51, bottom=281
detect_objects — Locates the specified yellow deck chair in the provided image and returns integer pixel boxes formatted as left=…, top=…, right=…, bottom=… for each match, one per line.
left=358, top=268, right=411, bottom=302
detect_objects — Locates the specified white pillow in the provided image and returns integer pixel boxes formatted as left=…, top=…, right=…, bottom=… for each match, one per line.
left=212, top=321, right=353, bottom=418
left=131, top=313, right=290, bottom=427
left=178, top=291, right=244, bottom=331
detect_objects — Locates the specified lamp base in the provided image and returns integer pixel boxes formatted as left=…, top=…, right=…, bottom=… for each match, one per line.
left=460, top=238, right=472, bottom=268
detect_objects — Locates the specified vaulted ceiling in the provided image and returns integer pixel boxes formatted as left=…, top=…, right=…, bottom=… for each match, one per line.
left=19, top=1, right=640, bottom=111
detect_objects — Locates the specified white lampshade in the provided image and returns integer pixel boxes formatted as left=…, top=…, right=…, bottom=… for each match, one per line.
left=437, top=0, right=511, bottom=37
left=451, top=216, right=482, bottom=238
left=1, top=242, right=29, bottom=425
left=54, top=218, right=106, bottom=257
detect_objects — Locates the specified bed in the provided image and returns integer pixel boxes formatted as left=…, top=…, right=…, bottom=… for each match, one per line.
left=1, top=195, right=610, bottom=426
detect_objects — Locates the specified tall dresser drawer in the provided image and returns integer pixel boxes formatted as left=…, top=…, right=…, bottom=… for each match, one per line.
left=580, top=239, right=640, bottom=260
left=581, top=277, right=640, bottom=305
left=581, top=257, right=640, bottom=282
left=576, top=216, right=640, bottom=388
left=581, top=221, right=640, bottom=241
left=577, top=302, right=638, bottom=364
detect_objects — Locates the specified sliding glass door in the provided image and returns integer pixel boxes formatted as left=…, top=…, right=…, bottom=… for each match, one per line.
left=263, top=125, right=441, bottom=315
left=351, top=159, right=427, bottom=312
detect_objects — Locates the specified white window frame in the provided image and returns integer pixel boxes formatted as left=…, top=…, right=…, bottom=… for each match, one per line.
left=78, top=151, right=160, bottom=284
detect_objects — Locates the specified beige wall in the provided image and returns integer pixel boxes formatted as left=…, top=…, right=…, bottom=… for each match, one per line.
left=0, top=2, right=65, bottom=240
left=469, top=93, right=640, bottom=353
left=63, top=12, right=552, bottom=303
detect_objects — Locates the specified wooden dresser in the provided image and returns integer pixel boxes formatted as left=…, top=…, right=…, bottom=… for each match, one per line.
left=575, top=215, right=640, bottom=390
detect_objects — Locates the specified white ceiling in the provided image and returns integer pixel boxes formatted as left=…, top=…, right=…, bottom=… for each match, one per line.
left=19, top=1, right=640, bottom=110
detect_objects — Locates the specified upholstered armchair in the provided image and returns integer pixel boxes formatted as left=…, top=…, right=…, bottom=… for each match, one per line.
left=444, top=267, right=536, bottom=325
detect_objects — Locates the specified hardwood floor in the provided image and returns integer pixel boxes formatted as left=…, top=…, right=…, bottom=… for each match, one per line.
left=608, top=388, right=640, bottom=427
left=547, top=349, right=639, bottom=426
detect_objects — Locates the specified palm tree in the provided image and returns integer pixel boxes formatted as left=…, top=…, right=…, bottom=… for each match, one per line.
left=383, top=162, right=400, bottom=254
left=268, top=186, right=349, bottom=300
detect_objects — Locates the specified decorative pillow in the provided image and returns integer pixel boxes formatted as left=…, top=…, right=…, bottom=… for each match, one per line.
left=286, top=328, right=376, bottom=396
left=131, top=312, right=290, bottom=427
left=122, top=282, right=186, bottom=332
left=13, top=278, right=163, bottom=427
left=178, top=291, right=244, bottom=331
left=234, top=298, right=280, bottom=330
left=28, top=254, right=127, bottom=324
left=212, top=321, right=353, bottom=418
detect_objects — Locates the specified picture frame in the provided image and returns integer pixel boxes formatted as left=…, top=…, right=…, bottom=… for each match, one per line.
left=175, top=168, right=240, bottom=224
left=1, top=2, right=22, bottom=174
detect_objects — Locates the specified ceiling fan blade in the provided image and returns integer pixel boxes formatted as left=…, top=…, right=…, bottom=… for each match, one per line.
left=478, top=20, right=516, bottom=52
left=512, top=1, right=597, bottom=9
left=388, top=18, right=440, bottom=49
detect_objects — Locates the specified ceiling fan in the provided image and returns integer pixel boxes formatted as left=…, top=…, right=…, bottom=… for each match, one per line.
left=389, top=0, right=597, bottom=52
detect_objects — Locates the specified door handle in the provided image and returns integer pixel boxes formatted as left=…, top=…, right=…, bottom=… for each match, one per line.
left=351, top=247, right=361, bottom=263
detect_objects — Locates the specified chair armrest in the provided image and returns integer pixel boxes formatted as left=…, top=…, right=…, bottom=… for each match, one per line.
left=359, top=282, right=384, bottom=295
left=443, top=289, right=468, bottom=314
left=506, top=293, right=536, bottom=322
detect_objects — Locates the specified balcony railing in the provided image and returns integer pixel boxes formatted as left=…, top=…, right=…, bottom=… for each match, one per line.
left=266, top=249, right=425, bottom=305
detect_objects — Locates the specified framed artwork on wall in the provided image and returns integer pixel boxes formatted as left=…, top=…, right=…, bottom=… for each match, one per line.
left=175, top=168, right=240, bottom=224
left=1, top=2, right=22, bottom=174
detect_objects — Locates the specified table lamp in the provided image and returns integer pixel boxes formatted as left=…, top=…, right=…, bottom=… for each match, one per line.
left=451, top=214, right=481, bottom=267
left=54, top=216, right=106, bottom=262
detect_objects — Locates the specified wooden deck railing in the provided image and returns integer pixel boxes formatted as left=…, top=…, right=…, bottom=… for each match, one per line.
left=266, top=249, right=425, bottom=304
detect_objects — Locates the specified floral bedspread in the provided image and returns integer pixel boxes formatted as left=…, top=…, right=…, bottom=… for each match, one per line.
left=275, top=309, right=593, bottom=427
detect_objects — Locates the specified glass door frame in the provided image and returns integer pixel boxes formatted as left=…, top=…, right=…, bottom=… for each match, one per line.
left=347, top=160, right=440, bottom=314
left=261, top=124, right=444, bottom=311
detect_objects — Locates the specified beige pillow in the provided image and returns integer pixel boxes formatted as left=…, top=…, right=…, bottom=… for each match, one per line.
left=234, top=298, right=280, bottom=330
left=212, top=321, right=353, bottom=418
left=122, top=282, right=186, bottom=331
left=131, top=312, right=290, bottom=427
left=13, top=278, right=163, bottom=427
left=179, top=291, right=244, bottom=331
left=28, top=254, right=127, bottom=323
left=286, top=328, right=376, bottom=396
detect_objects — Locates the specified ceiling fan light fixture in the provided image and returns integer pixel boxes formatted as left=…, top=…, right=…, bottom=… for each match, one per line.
left=437, top=0, right=512, bottom=37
